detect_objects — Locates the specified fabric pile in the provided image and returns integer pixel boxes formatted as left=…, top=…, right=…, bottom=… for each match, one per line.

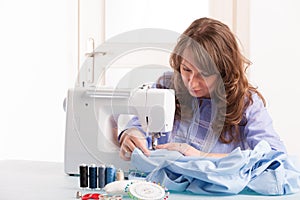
left=130, top=141, right=300, bottom=195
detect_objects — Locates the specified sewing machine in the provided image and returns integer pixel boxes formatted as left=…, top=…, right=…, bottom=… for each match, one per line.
left=64, top=34, right=177, bottom=175
left=64, top=85, right=175, bottom=175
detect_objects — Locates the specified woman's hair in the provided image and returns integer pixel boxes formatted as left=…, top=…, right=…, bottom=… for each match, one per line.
left=169, top=17, right=266, bottom=144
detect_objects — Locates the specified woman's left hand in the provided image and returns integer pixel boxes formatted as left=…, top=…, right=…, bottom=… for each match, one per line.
left=156, top=143, right=205, bottom=156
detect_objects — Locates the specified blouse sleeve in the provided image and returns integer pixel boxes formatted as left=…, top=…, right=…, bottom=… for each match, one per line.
left=244, top=93, right=287, bottom=153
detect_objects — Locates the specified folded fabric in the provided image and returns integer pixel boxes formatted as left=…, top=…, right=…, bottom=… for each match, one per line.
left=130, top=141, right=300, bottom=195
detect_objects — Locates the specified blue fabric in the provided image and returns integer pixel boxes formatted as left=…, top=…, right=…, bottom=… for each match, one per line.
left=130, top=141, right=300, bottom=195
left=121, top=71, right=287, bottom=153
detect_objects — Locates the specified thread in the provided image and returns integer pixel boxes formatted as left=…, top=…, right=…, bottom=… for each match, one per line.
left=79, top=164, right=88, bottom=188
left=105, top=164, right=116, bottom=184
left=116, top=168, right=124, bottom=181
left=89, top=164, right=97, bottom=189
left=98, top=164, right=106, bottom=188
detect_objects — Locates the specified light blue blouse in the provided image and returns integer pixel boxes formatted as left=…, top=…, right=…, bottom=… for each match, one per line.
left=122, top=72, right=286, bottom=153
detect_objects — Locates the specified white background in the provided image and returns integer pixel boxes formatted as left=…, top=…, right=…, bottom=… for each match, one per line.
left=0, top=0, right=299, bottom=162
left=0, top=0, right=70, bottom=161
left=249, top=0, right=300, bottom=155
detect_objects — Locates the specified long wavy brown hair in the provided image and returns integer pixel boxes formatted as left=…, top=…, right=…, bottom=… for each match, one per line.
left=169, top=17, right=266, bottom=144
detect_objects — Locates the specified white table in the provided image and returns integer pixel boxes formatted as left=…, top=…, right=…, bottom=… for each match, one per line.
left=0, top=160, right=299, bottom=200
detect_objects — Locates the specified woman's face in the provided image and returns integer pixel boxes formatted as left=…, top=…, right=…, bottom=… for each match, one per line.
left=180, top=49, right=217, bottom=98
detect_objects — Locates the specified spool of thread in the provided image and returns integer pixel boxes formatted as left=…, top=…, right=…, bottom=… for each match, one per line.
left=116, top=169, right=124, bottom=181
left=89, top=164, right=97, bottom=189
left=79, top=164, right=88, bottom=188
left=98, top=164, right=106, bottom=188
left=105, top=164, right=116, bottom=184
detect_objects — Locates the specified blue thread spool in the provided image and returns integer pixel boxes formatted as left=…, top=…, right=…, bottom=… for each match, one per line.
left=79, top=164, right=88, bottom=188
left=89, top=164, right=97, bottom=189
left=98, top=164, right=106, bottom=188
left=105, top=164, right=116, bottom=184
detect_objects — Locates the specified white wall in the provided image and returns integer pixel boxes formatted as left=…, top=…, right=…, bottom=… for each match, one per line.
left=0, top=0, right=75, bottom=162
left=104, top=0, right=209, bottom=87
left=106, top=0, right=209, bottom=39
left=250, top=0, right=300, bottom=157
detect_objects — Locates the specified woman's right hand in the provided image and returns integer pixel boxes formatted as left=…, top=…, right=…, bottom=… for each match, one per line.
left=119, top=128, right=150, bottom=161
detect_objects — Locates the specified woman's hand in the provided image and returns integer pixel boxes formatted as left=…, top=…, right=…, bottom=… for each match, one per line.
left=156, top=143, right=228, bottom=158
left=119, top=128, right=150, bottom=161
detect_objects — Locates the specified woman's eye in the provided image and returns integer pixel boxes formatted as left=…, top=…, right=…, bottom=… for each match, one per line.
left=182, top=67, right=191, bottom=72
left=201, top=72, right=210, bottom=77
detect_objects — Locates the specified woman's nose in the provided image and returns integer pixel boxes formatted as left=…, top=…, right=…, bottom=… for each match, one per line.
left=189, top=73, right=203, bottom=87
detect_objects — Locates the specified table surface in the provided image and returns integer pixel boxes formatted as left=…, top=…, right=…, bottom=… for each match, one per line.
left=0, top=160, right=299, bottom=200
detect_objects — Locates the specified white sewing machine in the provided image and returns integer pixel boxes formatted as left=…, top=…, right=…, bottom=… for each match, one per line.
left=64, top=85, right=175, bottom=175
left=64, top=30, right=178, bottom=175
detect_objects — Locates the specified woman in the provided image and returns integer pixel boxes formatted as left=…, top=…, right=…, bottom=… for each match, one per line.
left=118, top=17, right=286, bottom=161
